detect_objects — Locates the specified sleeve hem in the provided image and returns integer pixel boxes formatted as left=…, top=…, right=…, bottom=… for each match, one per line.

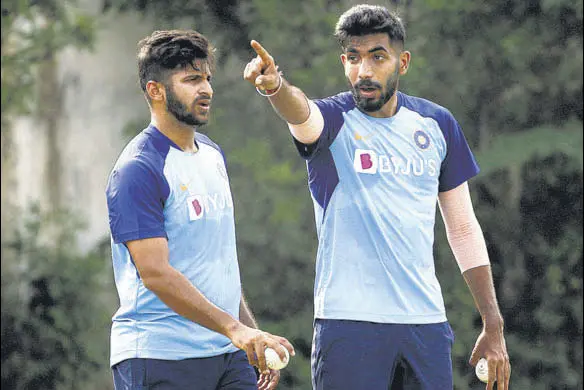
left=439, top=166, right=480, bottom=193
left=112, top=229, right=167, bottom=244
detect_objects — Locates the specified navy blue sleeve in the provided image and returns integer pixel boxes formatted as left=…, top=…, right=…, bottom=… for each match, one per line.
left=106, top=159, right=167, bottom=244
left=438, top=113, right=480, bottom=192
left=294, top=95, right=348, bottom=160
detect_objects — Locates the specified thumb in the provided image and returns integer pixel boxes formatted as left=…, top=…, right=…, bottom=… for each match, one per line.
left=255, top=74, right=278, bottom=89
left=469, top=344, right=482, bottom=366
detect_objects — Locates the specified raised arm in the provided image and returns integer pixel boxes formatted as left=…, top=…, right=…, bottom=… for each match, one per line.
left=243, top=40, right=323, bottom=144
left=438, top=182, right=511, bottom=389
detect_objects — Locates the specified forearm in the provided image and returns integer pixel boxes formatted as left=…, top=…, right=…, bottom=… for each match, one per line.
left=447, top=217, right=503, bottom=328
left=267, top=78, right=310, bottom=125
left=143, top=266, right=241, bottom=338
left=462, top=265, right=504, bottom=330
left=439, top=184, right=509, bottom=383
left=239, top=291, right=259, bottom=329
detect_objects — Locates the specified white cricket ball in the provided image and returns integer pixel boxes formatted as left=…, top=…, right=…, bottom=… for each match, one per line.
left=475, top=358, right=490, bottom=383
left=265, top=346, right=290, bottom=370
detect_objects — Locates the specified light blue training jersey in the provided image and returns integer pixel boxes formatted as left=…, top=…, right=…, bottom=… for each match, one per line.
left=295, top=91, right=480, bottom=324
left=106, top=125, right=240, bottom=366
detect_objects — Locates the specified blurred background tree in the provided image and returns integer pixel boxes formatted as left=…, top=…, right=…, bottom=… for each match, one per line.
left=1, top=0, right=94, bottom=125
left=1, top=0, right=95, bottom=227
left=1, top=0, right=581, bottom=389
left=1, top=207, right=114, bottom=389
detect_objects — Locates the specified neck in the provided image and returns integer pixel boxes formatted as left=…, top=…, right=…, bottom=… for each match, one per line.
left=151, top=112, right=198, bottom=153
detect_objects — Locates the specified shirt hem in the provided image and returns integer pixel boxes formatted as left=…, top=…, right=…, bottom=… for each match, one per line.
left=314, top=309, right=447, bottom=324
left=110, top=345, right=239, bottom=367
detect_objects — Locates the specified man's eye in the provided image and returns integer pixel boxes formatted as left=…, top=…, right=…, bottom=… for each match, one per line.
left=374, top=54, right=385, bottom=60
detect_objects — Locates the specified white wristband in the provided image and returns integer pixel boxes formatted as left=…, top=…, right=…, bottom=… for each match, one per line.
left=256, top=73, right=282, bottom=97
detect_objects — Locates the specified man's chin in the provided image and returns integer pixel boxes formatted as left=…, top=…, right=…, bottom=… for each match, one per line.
left=181, top=116, right=208, bottom=127
left=358, top=100, right=384, bottom=112
left=351, top=93, right=382, bottom=112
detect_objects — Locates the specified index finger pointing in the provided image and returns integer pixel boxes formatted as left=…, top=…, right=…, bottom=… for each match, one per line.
left=251, top=40, right=273, bottom=64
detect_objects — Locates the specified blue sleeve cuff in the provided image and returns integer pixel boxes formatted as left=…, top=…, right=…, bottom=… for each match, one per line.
left=112, top=228, right=167, bottom=244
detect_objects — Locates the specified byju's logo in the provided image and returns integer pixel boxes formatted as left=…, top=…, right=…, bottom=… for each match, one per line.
left=187, top=192, right=233, bottom=221
left=187, top=195, right=205, bottom=221
left=353, top=149, right=438, bottom=177
left=354, top=149, right=378, bottom=174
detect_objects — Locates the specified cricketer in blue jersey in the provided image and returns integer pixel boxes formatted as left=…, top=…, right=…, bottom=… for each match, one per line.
left=106, top=30, right=293, bottom=390
left=244, top=5, right=510, bottom=390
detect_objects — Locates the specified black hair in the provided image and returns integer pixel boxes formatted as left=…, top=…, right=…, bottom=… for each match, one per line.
left=137, top=30, right=215, bottom=93
left=334, top=5, right=406, bottom=49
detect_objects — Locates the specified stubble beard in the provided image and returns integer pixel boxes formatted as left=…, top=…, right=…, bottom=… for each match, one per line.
left=349, top=68, right=399, bottom=113
left=166, top=86, right=208, bottom=127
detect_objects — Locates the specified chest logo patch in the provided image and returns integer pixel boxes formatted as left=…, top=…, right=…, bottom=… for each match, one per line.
left=187, top=195, right=205, bottom=220
left=413, top=130, right=431, bottom=150
left=217, top=162, right=228, bottom=181
left=353, top=149, right=439, bottom=177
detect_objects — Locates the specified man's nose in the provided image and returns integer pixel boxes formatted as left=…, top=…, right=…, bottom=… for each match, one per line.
left=358, top=59, right=374, bottom=80
left=201, top=79, right=213, bottom=97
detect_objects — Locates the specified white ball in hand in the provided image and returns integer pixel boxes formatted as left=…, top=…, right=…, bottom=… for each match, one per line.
left=265, top=346, right=289, bottom=370
left=475, top=358, right=490, bottom=383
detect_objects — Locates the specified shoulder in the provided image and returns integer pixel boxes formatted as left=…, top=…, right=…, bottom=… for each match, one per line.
left=195, top=132, right=223, bottom=154
left=196, top=132, right=227, bottom=165
left=110, top=130, right=168, bottom=185
left=314, top=91, right=356, bottom=113
left=398, top=91, right=457, bottom=128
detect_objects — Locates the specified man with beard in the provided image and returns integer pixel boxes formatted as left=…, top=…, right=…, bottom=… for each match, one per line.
left=106, top=30, right=294, bottom=390
left=244, top=5, right=510, bottom=390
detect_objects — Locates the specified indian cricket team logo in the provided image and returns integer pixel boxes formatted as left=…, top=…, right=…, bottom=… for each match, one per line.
left=353, top=149, right=378, bottom=174
left=413, top=130, right=431, bottom=150
left=217, top=162, right=228, bottom=181
left=187, top=195, right=205, bottom=221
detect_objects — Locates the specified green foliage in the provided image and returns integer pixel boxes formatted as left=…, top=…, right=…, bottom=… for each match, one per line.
left=1, top=207, right=115, bottom=390
left=35, top=0, right=583, bottom=388
left=1, top=0, right=95, bottom=126
left=463, top=154, right=583, bottom=389
left=404, top=0, right=583, bottom=144
left=475, top=121, right=583, bottom=175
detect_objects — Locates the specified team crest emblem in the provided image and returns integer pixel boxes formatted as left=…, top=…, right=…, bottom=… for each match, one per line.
left=413, top=130, right=430, bottom=150
left=217, top=162, right=228, bottom=181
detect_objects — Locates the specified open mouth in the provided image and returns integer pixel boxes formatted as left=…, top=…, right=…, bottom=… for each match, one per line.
left=196, top=101, right=211, bottom=111
left=358, top=87, right=378, bottom=98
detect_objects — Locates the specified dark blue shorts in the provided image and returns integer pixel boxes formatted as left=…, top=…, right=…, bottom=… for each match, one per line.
left=311, top=319, right=455, bottom=390
left=112, top=350, right=257, bottom=390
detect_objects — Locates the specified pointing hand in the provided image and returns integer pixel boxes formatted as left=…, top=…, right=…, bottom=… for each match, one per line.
left=243, top=40, right=281, bottom=92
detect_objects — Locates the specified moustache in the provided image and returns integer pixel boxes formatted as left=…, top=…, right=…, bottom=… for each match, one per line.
left=354, top=80, right=383, bottom=90
left=194, top=94, right=211, bottom=102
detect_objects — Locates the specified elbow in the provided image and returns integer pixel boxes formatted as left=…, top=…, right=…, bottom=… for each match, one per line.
left=447, top=218, right=490, bottom=273
left=141, top=275, right=158, bottom=291
left=446, top=220, right=476, bottom=242
left=445, top=210, right=483, bottom=240
left=140, top=267, right=172, bottom=292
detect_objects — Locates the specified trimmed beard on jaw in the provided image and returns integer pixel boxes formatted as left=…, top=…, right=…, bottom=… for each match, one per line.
left=349, top=72, right=399, bottom=113
left=166, top=88, right=208, bottom=127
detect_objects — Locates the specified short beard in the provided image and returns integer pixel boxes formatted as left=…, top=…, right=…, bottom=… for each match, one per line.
left=166, top=86, right=207, bottom=127
left=349, top=68, right=399, bottom=113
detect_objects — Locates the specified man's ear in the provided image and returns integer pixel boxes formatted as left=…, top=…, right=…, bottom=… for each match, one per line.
left=399, top=51, right=411, bottom=76
left=146, top=80, right=165, bottom=102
